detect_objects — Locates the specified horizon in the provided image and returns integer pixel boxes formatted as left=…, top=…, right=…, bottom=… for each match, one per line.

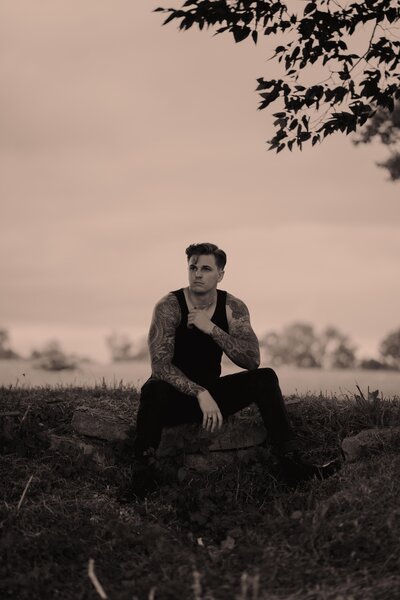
left=3, top=317, right=394, bottom=365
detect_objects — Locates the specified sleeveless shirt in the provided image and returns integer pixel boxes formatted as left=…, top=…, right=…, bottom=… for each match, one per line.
left=170, top=288, right=229, bottom=388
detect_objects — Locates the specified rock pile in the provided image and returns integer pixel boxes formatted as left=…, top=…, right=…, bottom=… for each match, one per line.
left=49, top=406, right=270, bottom=472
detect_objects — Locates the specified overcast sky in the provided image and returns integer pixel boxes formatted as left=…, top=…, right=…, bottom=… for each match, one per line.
left=1, top=0, right=399, bottom=362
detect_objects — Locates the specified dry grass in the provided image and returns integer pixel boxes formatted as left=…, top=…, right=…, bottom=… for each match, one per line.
left=1, top=384, right=400, bottom=599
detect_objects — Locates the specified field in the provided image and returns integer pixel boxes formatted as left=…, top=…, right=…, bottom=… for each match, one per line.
left=1, top=383, right=400, bottom=599
left=1, top=359, right=400, bottom=397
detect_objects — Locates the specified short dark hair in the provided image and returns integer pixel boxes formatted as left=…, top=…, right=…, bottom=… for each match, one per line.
left=185, top=242, right=227, bottom=270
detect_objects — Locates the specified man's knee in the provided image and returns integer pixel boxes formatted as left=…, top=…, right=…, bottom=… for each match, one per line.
left=250, top=367, right=279, bottom=385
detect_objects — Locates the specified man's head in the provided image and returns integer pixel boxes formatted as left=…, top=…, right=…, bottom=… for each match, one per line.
left=185, top=243, right=226, bottom=294
left=185, top=243, right=227, bottom=270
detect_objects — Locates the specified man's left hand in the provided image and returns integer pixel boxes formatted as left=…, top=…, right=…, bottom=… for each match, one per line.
left=187, top=309, right=214, bottom=335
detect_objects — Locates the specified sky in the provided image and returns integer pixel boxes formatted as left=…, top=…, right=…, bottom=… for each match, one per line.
left=1, top=0, right=399, bottom=363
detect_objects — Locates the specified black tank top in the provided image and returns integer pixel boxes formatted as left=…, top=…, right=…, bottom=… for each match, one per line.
left=170, top=288, right=229, bottom=388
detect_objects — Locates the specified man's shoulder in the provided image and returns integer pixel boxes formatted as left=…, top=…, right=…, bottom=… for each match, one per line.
left=150, top=293, right=181, bottom=329
left=225, top=292, right=250, bottom=319
left=154, top=291, right=181, bottom=311
left=225, top=291, right=248, bottom=307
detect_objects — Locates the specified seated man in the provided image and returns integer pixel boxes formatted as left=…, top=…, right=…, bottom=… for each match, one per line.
left=130, top=242, right=340, bottom=497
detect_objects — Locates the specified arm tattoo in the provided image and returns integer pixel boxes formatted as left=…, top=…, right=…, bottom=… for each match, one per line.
left=210, top=294, right=260, bottom=370
left=148, top=293, right=205, bottom=397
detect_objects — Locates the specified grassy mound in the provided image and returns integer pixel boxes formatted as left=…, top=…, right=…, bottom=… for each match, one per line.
left=1, top=384, right=400, bottom=600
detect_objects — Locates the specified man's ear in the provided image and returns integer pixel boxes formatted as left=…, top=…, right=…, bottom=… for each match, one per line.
left=218, top=270, right=225, bottom=283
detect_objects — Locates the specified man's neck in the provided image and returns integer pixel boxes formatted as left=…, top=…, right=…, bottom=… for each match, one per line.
left=187, top=287, right=217, bottom=309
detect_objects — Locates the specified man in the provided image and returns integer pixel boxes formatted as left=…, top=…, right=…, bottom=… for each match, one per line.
left=130, top=242, right=340, bottom=497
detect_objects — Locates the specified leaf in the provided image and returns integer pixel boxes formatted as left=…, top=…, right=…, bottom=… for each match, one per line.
left=258, top=88, right=280, bottom=109
left=298, top=131, right=311, bottom=142
left=302, top=115, right=309, bottom=130
left=251, top=30, right=258, bottom=45
left=291, top=46, right=300, bottom=61
left=256, top=78, right=273, bottom=91
left=162, top=12, right=178, bottom=26
left=304, top=2, right=317, bottom=16
left=232, top=26, right=251, bottom=43
left=312, top=135, right=320, bottom=146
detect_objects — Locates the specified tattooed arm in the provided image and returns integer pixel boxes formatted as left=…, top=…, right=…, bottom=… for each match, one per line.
left=148, top=293, right=206, bottom=397
left=210, top=293, right=260, bottom=370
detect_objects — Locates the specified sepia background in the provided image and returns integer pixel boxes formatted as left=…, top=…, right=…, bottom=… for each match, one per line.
left=1, top=1, right=399, bottom=383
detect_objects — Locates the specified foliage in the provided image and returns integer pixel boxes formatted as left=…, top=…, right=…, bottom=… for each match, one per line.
left=359, top=357, right=394, bottom=370
left=262, top=322, right=356, bottom=368
left=379, top=326, right=400, bottom=369
left=30, top=340, right=79, bottom=371
left=105, top=332, right=149, bottom=362
left=155, top=1, right=400, bottom=153
left=0, top=328, right=20, bottom=359
left=353, top=101, right=400, bottom=179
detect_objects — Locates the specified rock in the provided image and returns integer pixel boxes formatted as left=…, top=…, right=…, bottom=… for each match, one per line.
left=69, top=406, right=269, bottom=473
left=157, top=418, right=267, bottom=458
left=156, top=416, right=268, bottom=473
left=71, top=407, right=132, bottom=442
left=49, top=433, right=114, bottom=467
left=341, top=427, right=400, bottom=462
left=71, top=407, right=267, bottom=455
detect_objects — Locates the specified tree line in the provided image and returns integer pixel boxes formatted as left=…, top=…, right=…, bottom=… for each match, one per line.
left=261, top=322, right=400, bottom=370
left=104, top=324, right=400, bottom=371
left=1, top=324, right=399, bottom=370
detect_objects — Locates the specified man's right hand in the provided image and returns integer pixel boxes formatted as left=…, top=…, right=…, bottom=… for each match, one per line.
left=197, top=389, right=223, bottom=433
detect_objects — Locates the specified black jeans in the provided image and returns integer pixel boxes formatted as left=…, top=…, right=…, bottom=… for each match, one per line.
left=133, top=368, right=295, bottom=456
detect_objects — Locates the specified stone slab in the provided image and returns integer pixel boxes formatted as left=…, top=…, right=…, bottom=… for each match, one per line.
left=71, top=407, right=132, bottom=442
left=157, top=420, right=267, bottom=457
left=71, top=407, right=268, bottom=457
left=341, top=427, right=400, bottom=462
left=49, top=433, right=114, bottom=467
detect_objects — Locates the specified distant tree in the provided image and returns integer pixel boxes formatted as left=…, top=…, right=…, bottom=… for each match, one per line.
left=31, top=340, right=77, bottom=371
left=105, top=333, right=149, bottom=362
left=379, top=327, right=400, bottom=369
left=263, top=322, right=356, bottom=368
left=0, top=328, right=20, bottom=359
left=354, top=102, right=400, bottom=180
left=359, top=357, right=393, bottom=370
left=106, top=333, right=134, bottom=362
left=263, top=322, right=321, bottom=367
left=155, top=1, right=400, bottom=153
left=318, top=326, right=356, bottom=369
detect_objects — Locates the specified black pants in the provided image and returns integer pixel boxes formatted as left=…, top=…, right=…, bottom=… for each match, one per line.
left=133, top=368, right=295, bottom=456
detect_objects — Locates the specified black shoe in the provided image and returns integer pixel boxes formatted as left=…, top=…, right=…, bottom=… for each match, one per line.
left=278, top=452, right=342, bottom=486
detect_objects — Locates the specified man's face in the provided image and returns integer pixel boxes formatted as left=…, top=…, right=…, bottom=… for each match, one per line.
left=188, top=254, right=224, bottom=294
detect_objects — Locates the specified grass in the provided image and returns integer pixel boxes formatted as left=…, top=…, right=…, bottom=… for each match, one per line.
left=1, top=383, right=400, bottom=599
